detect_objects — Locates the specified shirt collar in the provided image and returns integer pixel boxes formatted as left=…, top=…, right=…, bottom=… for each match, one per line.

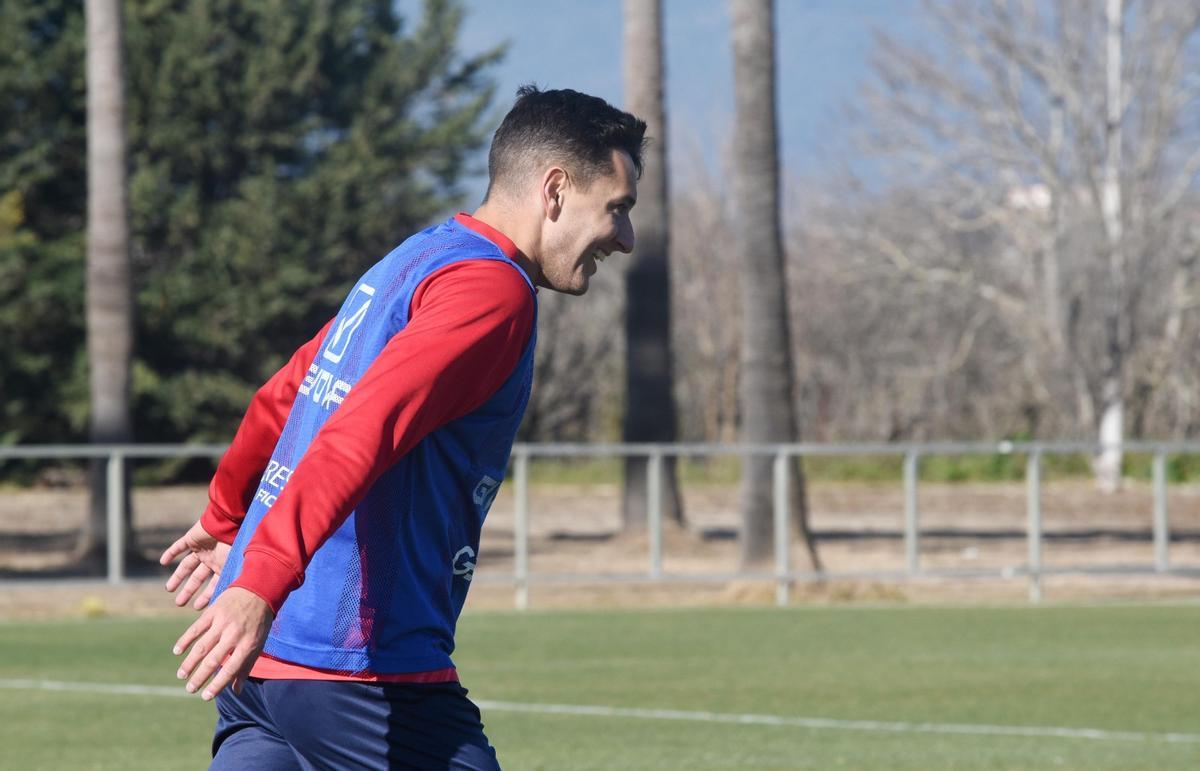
left=454, top=212, right=520, bottom=260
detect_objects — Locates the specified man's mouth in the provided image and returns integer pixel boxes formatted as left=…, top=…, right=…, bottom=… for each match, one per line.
left=590, top=249, right=607, bottom=264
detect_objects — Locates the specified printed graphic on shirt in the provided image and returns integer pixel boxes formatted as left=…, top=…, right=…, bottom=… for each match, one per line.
left=298, top=364, right=353, bottom=410
left=253, top=459, right=293, bottom=508
left=323, top=283, right=375, bottom=364
left=297, top=282, right=375, bottom=411
left=472, top=475, right=501, bottom=512
left=452, top=546, right=476, bottom=582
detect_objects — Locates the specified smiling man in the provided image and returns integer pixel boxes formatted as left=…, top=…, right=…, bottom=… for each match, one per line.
left=160, top=86, right=644, bottom=769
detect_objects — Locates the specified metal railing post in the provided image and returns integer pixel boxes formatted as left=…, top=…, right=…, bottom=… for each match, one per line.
left=106, top=451, right=125, bottom=585
left=11, top=439, right=1200, bottom=598
left=514, top=449, right=530, bottom=610
left=647, top=450, right=663, bottom=579
left=773, top=451, right=790, bottom=607
left=1026, top=450, right=1042, bottom=604
left=904, top=451, right=920, bottom=576
left=1153, top=452, right=1169, bottom=573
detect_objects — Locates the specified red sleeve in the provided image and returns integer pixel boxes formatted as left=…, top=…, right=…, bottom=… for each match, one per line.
left=229, top=260, right=535, bottom=612
left=200, top=319, right=334, bottom=544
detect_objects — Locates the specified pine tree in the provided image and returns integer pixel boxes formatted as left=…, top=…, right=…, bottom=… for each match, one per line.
left=0, top=2, right=88, bottom=445
left=124, top=0, right=501, bottom=444
left=0, top=0, right=501, bottom=567
left=1, top=0, right=500, bottom=448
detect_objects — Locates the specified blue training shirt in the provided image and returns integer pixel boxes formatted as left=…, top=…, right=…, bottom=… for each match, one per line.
left=213, top=216, right=537, bottom=673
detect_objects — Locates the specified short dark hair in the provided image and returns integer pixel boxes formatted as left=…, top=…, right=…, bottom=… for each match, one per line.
left=485, top=86, right=647, bottom=200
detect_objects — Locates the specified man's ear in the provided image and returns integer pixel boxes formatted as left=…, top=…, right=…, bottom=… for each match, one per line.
left=540, top=167, right=568, bottom=221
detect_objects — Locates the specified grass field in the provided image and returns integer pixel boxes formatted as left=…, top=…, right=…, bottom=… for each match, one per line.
left=1, top=604, right=1198, bottom=769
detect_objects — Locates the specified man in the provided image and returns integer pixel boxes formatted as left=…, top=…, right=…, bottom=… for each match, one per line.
left=160, top=86, right=644, bottom=769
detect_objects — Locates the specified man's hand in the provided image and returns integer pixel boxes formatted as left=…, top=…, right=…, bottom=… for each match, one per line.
left=173, top=586, right=273, bottom=701
left=160, top=520, right=230, bottom=609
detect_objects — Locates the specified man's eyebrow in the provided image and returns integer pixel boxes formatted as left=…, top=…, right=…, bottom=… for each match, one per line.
left=610, top=195, right=637, bottom=207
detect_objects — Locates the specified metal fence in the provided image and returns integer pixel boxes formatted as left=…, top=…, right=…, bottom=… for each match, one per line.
left=3, top=441, right=1199, bottom=605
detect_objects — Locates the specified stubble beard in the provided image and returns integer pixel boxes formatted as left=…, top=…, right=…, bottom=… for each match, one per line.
left=541, top=249, right=590, bottom=296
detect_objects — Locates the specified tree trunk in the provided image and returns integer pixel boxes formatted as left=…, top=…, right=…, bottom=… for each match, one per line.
left=79, top=0, right=135, bottom=567
left=621, top=0, right=684, bottom=530
left=1095, top=0, right=1126, bottom=493
left=731, top=0, right=819, bottom=570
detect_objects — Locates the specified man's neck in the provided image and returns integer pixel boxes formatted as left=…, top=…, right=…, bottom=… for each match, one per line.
left=469, top=202, right=543, bottom=287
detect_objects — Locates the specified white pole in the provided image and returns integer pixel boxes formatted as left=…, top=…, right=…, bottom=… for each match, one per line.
left=514, top=450, right=530, bottom=610
left=773, top=451, right=790, bottom=607
left=1026, top=450, right=1042, bottom=604
left=106, top=451, right=124, bottom=585
left=1153, top=452, right=1169, bottom=573
left=904, top=451, right=920, bottom=575
left=648, top=451, right=663, bottom=579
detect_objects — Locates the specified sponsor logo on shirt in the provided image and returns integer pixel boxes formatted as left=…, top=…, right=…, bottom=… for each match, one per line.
left=253, top=459, right=293, bottom=508
left=452, top=546, right=476, bottom=582
left=472, top=475, right=501, bottom=511
left=324, top=283, right=375, bottom=364
left=298, top=282, right=375, bottom=412
left=298, top=364, right=352, bottom=411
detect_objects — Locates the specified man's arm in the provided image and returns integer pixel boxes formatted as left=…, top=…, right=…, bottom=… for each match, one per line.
left=159, top=319, right=333, bottom=610
left=173, top=259, right=534, bottom=699
left=231, top=260, right=535, bottom=612
left=200, top=319, right=334, bottom=543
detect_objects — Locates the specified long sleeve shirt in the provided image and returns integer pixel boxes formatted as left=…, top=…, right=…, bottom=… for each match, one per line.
left=200, top=214, right=533, bottom=681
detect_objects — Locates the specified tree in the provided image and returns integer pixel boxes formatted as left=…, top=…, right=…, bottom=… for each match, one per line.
left=0, top=0, right=500, bottom=452
left=670, top=160, right=741, bottom=445
left=0, top=3, right=88, bottom=448
left=621, top=0, right=684, bottom=530
left=1095, top=0, right=1126, bottom=491
left=81, top=0, right=134, bottom=564
left=730, top=0, right=819, bottom=569
left=852, top=0, right=1200, bottom=486
left=519, top=270, right=624, bottom=442
left=1, top=0, right=500, bottom=569
left=123, top=0, right=501, bottom=447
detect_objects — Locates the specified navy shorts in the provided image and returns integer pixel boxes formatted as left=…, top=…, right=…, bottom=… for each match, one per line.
left=211, top=678, right=501, bottom=770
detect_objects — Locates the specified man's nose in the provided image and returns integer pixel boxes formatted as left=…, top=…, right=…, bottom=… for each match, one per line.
left=614, top=219, right=634, bottom=254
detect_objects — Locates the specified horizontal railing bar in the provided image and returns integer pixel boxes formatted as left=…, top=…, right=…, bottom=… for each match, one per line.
left=7, top=440, right=1200, bottom=462
left=471, top=563, right=1200, bottom=586
left=0, top=445, right=228, bottom=460
left=510, top=441, right=1200, bottom=457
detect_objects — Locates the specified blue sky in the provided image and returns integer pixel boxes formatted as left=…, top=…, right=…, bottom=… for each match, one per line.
left=401, top=0, right=923, bottom=202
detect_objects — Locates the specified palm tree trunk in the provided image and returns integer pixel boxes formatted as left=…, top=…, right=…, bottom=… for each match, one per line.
left=79, top=0, right=134, bottom=567
left=731, top=0, right=818, bottom=569
left=621, top=0, right=684, bottom=530
left=1095, top=0, right=1126, bottom=493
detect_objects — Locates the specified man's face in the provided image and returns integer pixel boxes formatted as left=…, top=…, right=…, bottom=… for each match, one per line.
left=539, top=148, right=637, bottom=295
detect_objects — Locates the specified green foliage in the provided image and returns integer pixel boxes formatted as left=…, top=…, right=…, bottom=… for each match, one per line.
left=0, top=0, right=500, bottom=446
left=1122, top=452, right=1200, bottom=483
left=525, top=457, right=622, bottom=485
left=0, top=2, right=88, bottom=444
left=519, top=452, right=1198, bottom=486
left=0, top=217, right=87, bottom=443
left=1165, top=454, right=1200, bottom=483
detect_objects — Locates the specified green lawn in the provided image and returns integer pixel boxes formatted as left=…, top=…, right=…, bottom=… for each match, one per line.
left=1, top=604, right=1198, bottom=769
